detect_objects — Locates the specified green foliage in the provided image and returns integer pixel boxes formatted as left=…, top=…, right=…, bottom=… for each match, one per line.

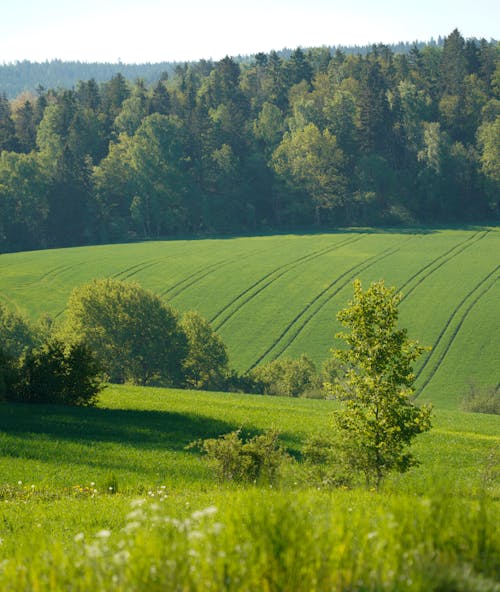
left=192, top=429, right=287, bottom=484
left=0, top=347, right=17, bottom=401
left=249, top=354, right=318, bottom=397
left=11, top=338, right=103, bottom=406
left=302, top=433, right=354, bottom=487
left=180, top=310, right=229, bottom=390
left=0, top=303, right=36, bottom=359
left=1, top=33, right=499, bottom=253
left=326, top=279, right=433, bottom=487
left=460, top=383, right=500, bottom=415
left=271, top=123, right=346, bottom=224
left=60, top=278, right=187, bottom=386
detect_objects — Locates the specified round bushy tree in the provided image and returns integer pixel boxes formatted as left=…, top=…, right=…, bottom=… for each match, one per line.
left=180, top=310, right=229, bottom=390
left=61, top=279, right=187, bottom=386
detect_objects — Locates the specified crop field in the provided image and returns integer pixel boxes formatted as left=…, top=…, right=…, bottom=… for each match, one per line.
left=1, top=228, right=498, bottom=408
left=0, top=386, right=498, bottom=591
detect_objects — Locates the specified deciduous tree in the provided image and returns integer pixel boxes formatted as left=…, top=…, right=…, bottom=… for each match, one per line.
left=325, top=279, right=432, bottom=488
left=60, top=279, right=187, bottom=386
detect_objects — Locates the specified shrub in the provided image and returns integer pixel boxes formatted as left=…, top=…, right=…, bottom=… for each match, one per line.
left=249, top=354, right=319, bottom=397
left=0, top=303, right=35, bottom=358
left=0, top=348, right=18, bottom=401
left=11, top=338, right=103, bottom=406
left=302, top=434, right=354, bottom=488
left=460, top=384, right=500, bottom=415
left=191, top=429, right=288, bottom=484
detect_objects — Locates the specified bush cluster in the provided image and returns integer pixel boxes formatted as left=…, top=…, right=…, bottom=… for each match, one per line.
left=190, top=429, right=288, bottom=484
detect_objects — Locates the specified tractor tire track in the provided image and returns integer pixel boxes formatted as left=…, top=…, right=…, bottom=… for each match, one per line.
left=212, top=235, right=363, bottom=330
left=120, top=258, right=168, bottom=280
left=400, top=231, right=488, bottom=303
left=158, top=248, right=267, bottom=301
left=415, top=266, right=499, bottom=396
left=21, top=263, right=80, bottom=287
left=248, top=236, right=414, bottom=371
left=111, top=258, right=164, bottom=280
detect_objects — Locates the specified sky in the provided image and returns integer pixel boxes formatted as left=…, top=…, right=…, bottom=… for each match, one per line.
left=1, top=0, right=498, bottom=64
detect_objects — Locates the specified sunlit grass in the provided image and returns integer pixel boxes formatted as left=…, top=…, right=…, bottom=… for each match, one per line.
left=0, top=385, right=498, bottom=590
left=1, top=228, right=498, bottom=407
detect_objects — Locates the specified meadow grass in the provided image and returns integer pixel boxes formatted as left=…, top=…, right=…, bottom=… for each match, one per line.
left=1, top=228, right=498, bottom=407
left=0, top=386, right=498, bottom=590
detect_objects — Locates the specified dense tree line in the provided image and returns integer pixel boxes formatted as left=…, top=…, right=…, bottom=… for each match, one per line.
left=0, top=29, right=498, bottom=252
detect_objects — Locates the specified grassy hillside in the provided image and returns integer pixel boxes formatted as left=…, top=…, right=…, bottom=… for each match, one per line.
left=0, top=385, right=498, bottom=492
left=0, top=386, right=498, bottom=591
left=1, top=228, right=498, bottom=407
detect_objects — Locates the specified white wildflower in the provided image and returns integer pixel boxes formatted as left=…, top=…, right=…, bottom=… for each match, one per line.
left=95, top=529, right=111, bottom=539
left=191, top=506, right=218, bottom=521
left=85, top=543, right=102, bottom=558
left=122, top=521, right=141, bottom=534
left=113, top=550, right=130, bottom=565
left=74, top=532, right=85, bottom=543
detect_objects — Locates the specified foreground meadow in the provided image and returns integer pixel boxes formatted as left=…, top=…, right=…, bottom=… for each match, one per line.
left=0, top=386, right=498, bottom=591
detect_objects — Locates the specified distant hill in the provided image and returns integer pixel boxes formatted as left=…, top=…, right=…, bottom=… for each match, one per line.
left=1, top=228, right=498, bottom=408
left=0, top=39, right=449, bottom=97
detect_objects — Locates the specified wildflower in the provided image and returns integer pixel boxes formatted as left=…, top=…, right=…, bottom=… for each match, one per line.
left=113, top=550, right=130, bottom=565
left=191, top=506, right=218, bottom=521
left=122, top=521, right=141, bottom=534
left=84, top=543, right=102, bottom=558
left=17, top=481, right=22, bottom=486
left=126, top=509, right=145, bottom=521
left=74, top=532, right=85, bottom=543
left=95, top=529, right=111, bottom=539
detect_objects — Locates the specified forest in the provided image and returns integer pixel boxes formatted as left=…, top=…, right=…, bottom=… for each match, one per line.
left=0, top=29, right=498, bottom=252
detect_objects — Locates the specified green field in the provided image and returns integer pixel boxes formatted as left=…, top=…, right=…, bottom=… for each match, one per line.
left=0, top=387, right=498, bottom=590
left=1, top=228, right=499, bottom=408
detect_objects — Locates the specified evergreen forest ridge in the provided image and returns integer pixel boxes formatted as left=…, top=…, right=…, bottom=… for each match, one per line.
left=0, top=30, right=499, bottom=254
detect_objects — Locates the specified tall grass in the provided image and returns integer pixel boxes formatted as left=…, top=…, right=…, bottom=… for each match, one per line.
left=0, top=488, right=497, bottom=591
left=0, top=385, right=498, bottom=590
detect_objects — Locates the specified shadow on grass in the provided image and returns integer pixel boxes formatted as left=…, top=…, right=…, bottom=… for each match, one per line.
left=0, top=402, right=238, bottom=453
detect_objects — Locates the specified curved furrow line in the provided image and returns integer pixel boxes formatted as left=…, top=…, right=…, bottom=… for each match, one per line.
left=212, top=235, right=363, bottom=330
left=111, top=258, right=162, bottom=280
left=260, top=237, right=416, bottom=366
left=400, top=230, right=488, bottom=303
left=398, top=231, right=482, bottom=295
left=121, top=258, right=168, bottom=280
left=160, top=248, right=268, bottom=300
left=415, top=269, right=499, bottom=397
left=247, top=237, right=414, bottom=371
left=157, top=259, right=233, bottom=298
left=19, top=263, right=76, bottom=287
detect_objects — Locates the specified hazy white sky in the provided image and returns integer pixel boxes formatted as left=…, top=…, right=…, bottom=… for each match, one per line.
left=1, top=0, right=498, bottom=64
